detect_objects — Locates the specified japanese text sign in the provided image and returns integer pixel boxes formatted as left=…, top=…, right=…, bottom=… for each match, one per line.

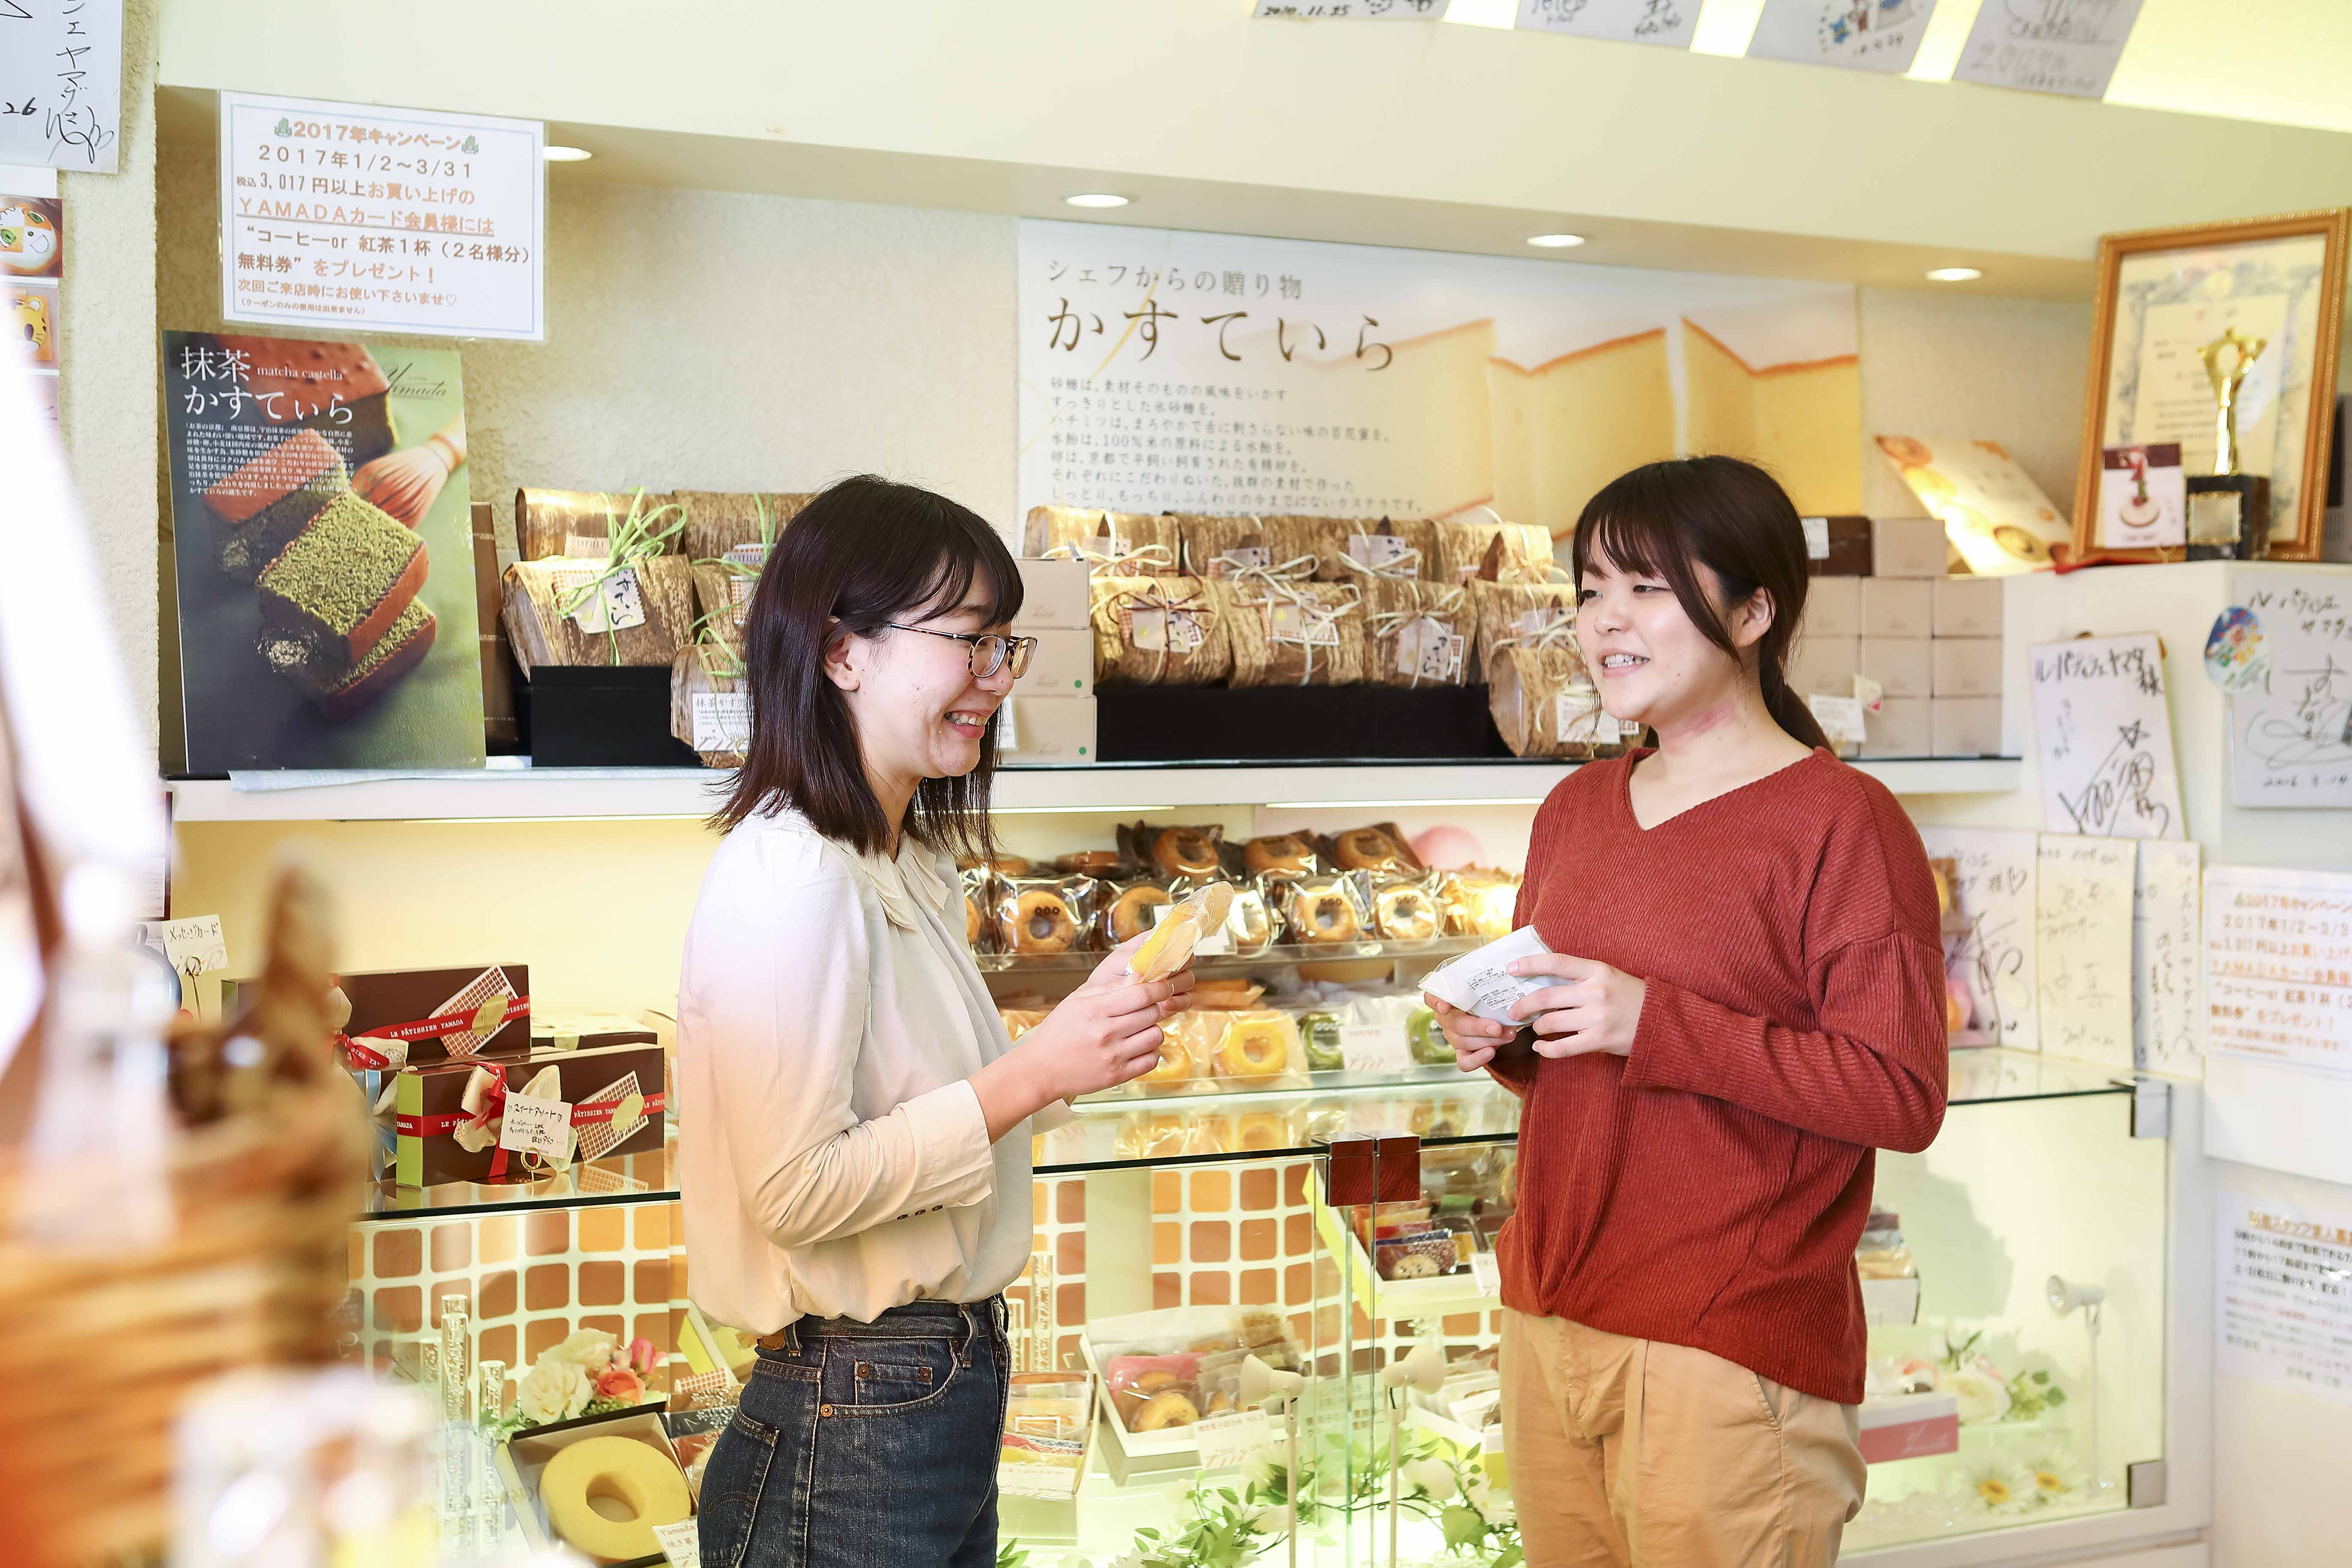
left=218, top=92, right=544, bottom=340
left=0, top=0, right=122, bottom=172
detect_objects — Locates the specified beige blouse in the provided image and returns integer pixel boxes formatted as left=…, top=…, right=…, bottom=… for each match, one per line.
left=677, top=807, right=1064, bottom=1334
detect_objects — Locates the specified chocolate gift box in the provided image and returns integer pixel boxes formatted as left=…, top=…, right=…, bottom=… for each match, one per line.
left=527, top=1013, right=660, bottom=1053
left=393, top=1040, right=667, bottom=1186
left=334, top=963, right=533, bottom=1072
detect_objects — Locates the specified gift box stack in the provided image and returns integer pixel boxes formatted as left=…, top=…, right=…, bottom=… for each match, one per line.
left=1016, top=504, right=1622, bottom=761
left=1783, top=517, right=2008, bottom=759
left=308, top=963, right=668, bottom=1189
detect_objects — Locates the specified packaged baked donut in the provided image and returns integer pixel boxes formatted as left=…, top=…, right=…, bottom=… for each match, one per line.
left=992, top=871, right=1102, bottom=957
left=1277, top=871, right=1372, bottom=948
left=1121, top=822, right=1227, bottom=883
left=959, top=864, right=999, bottom=953
left=1369, top=870, right=1447, bottom=946
left=1323, top=822, right=1422, bottom=877
left=1103, top=1353, right=1205, bottom=1434
left=1022, top=505, right=1181, bottom=575
left=1054, top=850, right=1130, bottom=880
left=1103, top=876, right=1177, bottom=946
left=1215, top=578, right=1369, bottom=687
left=1206, top=1009, right=1303, bottom=1082
left=1235, top=832, right=1327, bottom=881
left=1365, top=579, right=1473, bottom=689
left=1090, top=574, right=1233, bottom=686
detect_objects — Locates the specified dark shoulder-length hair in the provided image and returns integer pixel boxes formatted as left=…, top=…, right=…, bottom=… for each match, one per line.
left=1569, top=455, right=1832, bottom=752
left=712, top=475, right=1024, bottom=858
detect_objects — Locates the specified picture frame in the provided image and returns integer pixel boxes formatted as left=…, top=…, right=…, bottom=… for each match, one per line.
left=2072, top=208, right=2349, bottom=563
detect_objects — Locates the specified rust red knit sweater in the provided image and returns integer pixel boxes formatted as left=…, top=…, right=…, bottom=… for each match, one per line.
left=1490, top=748, right=1948, bottom=1404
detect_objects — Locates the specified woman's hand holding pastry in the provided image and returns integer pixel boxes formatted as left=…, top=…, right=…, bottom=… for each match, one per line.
left=1424, top=993, right=1516, bottom=1073
left=1505, top=953, right=1647, bottom=1058
left=1085, top=933, right=1198, bottom=1018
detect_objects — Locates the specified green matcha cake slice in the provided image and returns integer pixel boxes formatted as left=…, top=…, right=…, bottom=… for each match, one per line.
left=255, top=491, right=429, bottom=662
left=257, top=602, right=438, bottom=721
left=203, top=429, right=348, bottom=581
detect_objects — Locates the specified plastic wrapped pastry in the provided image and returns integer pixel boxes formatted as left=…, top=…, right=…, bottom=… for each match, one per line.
left=991, top=871, right=1102, bottom=956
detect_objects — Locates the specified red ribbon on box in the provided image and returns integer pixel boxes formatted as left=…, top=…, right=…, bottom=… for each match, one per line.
left=337, top=993, right=531, bottom=1070
left=392, top=1073, right=664, bottom=1182
left=571, top=1092, right=666, bottom=1124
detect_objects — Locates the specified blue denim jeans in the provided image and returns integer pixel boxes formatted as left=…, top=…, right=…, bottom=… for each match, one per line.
left=698, top=1298, right=1009, bottom=1568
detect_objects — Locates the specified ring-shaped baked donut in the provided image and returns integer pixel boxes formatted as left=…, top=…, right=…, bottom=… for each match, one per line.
left=1152, top=827, right=1222, bottom=878
left=1109, top=883, right=1173, bottom=943
left=1374, top=885, right=1441, bottom=943
left=1333, top=828, right=1403, bottom=872
left=1297, top=891, right=1360, bottom=944
left=1216, top=1017, right=1293, bottom=1077
left=1005, top=889, right=1078, bottom=954
left=537, top=1435, right=692, bottom=1566
left=1243, top=834, right=1316, bottom=877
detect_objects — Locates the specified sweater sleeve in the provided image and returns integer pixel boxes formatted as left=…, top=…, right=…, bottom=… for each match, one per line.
left=1620, top=930, right=1948, bottom=1151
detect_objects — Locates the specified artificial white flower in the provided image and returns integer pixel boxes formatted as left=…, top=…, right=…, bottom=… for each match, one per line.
left=516, top=1357, right=594, bottom=1425
left=1952, top=1454, right=2036, bottom=1516
left=540, top=1328, right=618, bottom=1373
left=1401, top=1457, right=1458, bottom=1502
left=1243, top=1503, right=1286, bottom=1535
left=2018, top=1452, right=2086, bottom=1505
left=1941, top=1368, right=2012, bottom=1425
left=1243, top=1444, right=1288, bottom=1495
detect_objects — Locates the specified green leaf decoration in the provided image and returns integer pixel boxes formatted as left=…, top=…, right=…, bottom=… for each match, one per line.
left=1442, top=1504, right=1489, bottom=1550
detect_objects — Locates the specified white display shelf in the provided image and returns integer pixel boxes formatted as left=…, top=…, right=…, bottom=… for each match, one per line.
left=168, top=758, right=2024, bottom=823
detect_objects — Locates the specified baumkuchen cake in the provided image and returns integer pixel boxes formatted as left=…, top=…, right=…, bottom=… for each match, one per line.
left=203, top=429, right=349, bottom=580
left=257, top=602, right=438, bottom=720
left=255, top=491, right=428, bottom=662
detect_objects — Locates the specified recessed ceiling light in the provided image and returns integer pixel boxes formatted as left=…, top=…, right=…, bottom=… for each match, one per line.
left=1926, top=266, right=1983, bottom=282
left=1063, top=193, right=1131, bottom=209
left=543, top=145, right=593, bottom=163
left=1526, top=233, right=1587, bottom=249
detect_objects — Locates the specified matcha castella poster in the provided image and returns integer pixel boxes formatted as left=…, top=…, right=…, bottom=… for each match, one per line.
left=164, top=331, right=485, bottom=770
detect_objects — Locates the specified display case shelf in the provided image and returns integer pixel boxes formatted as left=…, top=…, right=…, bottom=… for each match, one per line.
left=169, top=757, right=2025, bottom=822
left=980, top=936, right=1481, bottom=975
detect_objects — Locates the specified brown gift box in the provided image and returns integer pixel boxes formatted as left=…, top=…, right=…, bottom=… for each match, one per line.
left=528, top=1013, right=660, bottom=1053
left=394, top=1040, right=666, bottom=1186
left=513, top=488, right=685, bottom=563
left=320, top=963, right=532, bottom=1072
left=501, top=556, right=698, bottom=672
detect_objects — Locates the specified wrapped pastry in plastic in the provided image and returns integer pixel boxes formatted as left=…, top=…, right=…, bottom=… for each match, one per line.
left=1104, top=876, right=1175, bottom=945
left=1370, top=871, right=1447, bottom=945
left=1324, top=822, right=1419, bottom=876
left=1190, top=978, right=1267, bottom=1011
left=1237, top=833, right=1323, bottom=880
left=1120, top=821, right=1226, bottom=882
left=1205, top=1009, right=1300, bottom=1080
left=959, top=864, right=999, bottom=952
left=1437, top=866, right=1520, bottom=938
left=1103, top=1353, right=1204, bottom=1433
left=992, top=871, right=1102, bottom=956
left=1276, top=871, right=1373, bottom=947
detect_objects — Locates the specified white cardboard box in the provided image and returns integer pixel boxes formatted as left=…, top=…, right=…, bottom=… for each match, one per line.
left=1860, top=578, right=1934, bottom=639
left=1860, top=697, right=1932, bottom=758
left=1931, top=637, right=2003, bottom=698
left=1932, top=696, right=2003, bottom=756
left=1858, top=637, right=1932, bottom=700
left=1014, top=627, right=1094, bottom=698
left=1857, top=1392, right=1959, bottom=1465
left=1871, top=517, right=1948, bottom=578
left=1931, top=575, right=2003, bottom=638
left=999, top=694, right=1097, bottom=763
left=1014, top=557, right=1091, bottom=630
left=1786, top=635, right=1860, bottom=696
left=1801, top=577, right=1860, bottom=640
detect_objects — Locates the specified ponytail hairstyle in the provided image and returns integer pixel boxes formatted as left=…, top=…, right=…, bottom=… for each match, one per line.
left=1568, top=455, right=1832, bottom=752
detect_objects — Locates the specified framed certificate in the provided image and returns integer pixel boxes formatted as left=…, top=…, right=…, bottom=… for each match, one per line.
left=2072, top=209, right=2349, bottom=563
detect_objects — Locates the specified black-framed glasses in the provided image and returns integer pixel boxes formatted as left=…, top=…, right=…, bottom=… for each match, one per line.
left=881, top=623, right=1037, bottom=679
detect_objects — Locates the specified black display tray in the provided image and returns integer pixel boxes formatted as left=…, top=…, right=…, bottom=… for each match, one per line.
left=517, top=665, right=701, bottom=768
left=1095, top=684, right=1508, bottom=762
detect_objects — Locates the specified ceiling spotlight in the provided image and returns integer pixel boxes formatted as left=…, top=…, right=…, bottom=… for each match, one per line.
left=1063, top=193, right=1131, bottom=209
left=1926, top=266, right=1983, bottom=282
left=1526, top=233, right=1587, bottom=249
left=543, top=146, right=593, bottom=163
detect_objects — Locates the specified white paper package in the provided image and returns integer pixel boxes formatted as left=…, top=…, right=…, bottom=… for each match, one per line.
left=1420, top=925, right=1553, bottom=1025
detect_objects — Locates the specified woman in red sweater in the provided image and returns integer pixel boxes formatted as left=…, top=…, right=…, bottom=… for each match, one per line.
left=1429, top=456, right=1948, bottom=1568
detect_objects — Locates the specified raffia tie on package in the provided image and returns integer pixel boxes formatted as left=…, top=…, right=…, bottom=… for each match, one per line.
left=1436, top=504, right=1559, bottom=586
left=1365, top=580, right=1472, bottom=689
left=1330, top=517, right=1437, bottom=583
left=1254, top=515, right=1350, bottom=581
left=1219, top=568, right=1366, bottom=686
left=514, top=486, right=686, bottom=563
left=670, top=632, right=748, bottom=768
left=1090, top=575, right=1231, bottom=686
left=503, top=489, right=698, bottom=670
left=1024, top=506, right=1182, bottom=574
left=1468, top=581, right=1577, bottom=675
left=1485, top=617, right=1617, bottom=758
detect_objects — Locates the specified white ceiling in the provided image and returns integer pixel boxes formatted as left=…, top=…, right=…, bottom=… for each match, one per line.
left=1446, top=0, right=2352, bottom=137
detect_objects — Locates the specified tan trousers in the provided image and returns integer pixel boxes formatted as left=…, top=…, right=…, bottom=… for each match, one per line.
left=1500, top=1309, right=1865, bottom=1568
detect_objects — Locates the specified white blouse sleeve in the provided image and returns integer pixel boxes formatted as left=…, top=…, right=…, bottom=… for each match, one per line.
left=695, top=830, right=996, bottom=1252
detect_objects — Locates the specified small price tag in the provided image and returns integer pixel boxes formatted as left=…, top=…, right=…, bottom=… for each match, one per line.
left=1347, top=532, right=1413, bottom=570
left=1266, top=603, right=1338, bottom=646
left=1128, top=609, right=1207, bottom=654
left=1808, top=693, right=1868, bottom=745
left=691, top=692, right=751, bottom=752
left=1339, top=1022, right=1413, bottom=1072
left=1218, top=546, right=1271, bottom=574
left=724, top=543, right=769, bottom=570
left=161, top=914, right=227, bottom=978
left=1470, top=1250, right=1502, bottom=1298
left=651, top=1519, right=700, bottom=1568
left=1852, top=673, right=1885, bottom=714
left=1394, top=617, right=1460, bottom=681
left=498, top=1095, right=575, bottom=1162
left=562, top=534, right=611, bottom=559
left=1195, top=1409, right=1273, bottom=1471
left=1801, top=516, right=1829, bottom=560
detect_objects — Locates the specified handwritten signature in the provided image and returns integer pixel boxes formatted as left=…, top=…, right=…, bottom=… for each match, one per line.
left=2058, top=720, right=2172, bottom=836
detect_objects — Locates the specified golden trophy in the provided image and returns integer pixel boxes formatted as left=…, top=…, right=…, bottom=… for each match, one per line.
left=2184, top=326, right=2272, bottom=560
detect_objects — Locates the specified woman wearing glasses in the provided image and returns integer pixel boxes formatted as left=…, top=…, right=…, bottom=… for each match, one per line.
left=680, top=477, right=1190, bottom=1568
